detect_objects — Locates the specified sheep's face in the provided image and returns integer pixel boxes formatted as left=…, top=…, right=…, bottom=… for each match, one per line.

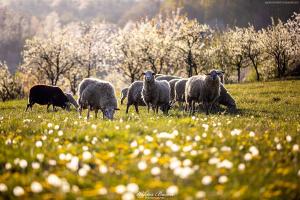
left=65, top=103, right=71, bottom=111
left=143, top=71, right=155, bottom=83
left=103, top=107, right=120, bottom=120
left=207, top=70, right=223, bottom=81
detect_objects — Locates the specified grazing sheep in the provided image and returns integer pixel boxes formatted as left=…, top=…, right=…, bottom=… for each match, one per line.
left=126, top=81, right=146, bottom=114
left=25, top=85, right=70, bottom=111
left=169, top=79, right=181, bottom=103
left=174, top=78, right=188, bottom=107
left=142, top=70, right=171, bottom=114
left=120, top=87, right=129, bottom=105
left=218, top=84, right=237, bottom=112
left=78, top=78, right=119, bottom=120
left=185, top=70, right=221, bottom=115
left=217, top=70, right=225, bottom=84
left=77, top=78, right=99, bottom=97
left=64, top=92, right=79, bottom=109
left=154, top=74, right=164, bottom=78
left=156, top=75, right=182, bottom=82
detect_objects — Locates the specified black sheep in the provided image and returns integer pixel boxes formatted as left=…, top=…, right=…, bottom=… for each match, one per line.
left=25, top=85, right=70, bottom=111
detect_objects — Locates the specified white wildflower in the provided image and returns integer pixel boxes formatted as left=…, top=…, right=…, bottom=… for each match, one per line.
left=130, top=141, right=138, bottom=148
left=35, top=141, right=43, bottom=148
left=249, top=146, right=259, bottom=156
left=137, top=161, right=147, bottom=171
left=208, top=157, right=220, bottom=165
left=31, top=181, right=43, bottom=193
left=66, top=157, right=79, bottom=171
left=286, top=135, right=292, bottom=142
left=58, top=130, right=64, bottom=136
left=217, top=159, right=233, bottom=169
left=47, top=174, right=62, bottom=187
left=127, top=183, right=139, bottom=193
left=195, top=191, right=206, bottom=199
left=82, top=151, right=92, bottom=160
left=151, top=167, right=161, bottom=176
left=231, top=129, right=241, bottom=136
left=13, top=186, right=24, bottom=196
left=5, top=163, right=12, bottom=170
left=115, top=185, right=126, bottom=194
left=99, top=165, right=108, bottom=174
left=238, top=163, right=246, bottom=171
left=0, top=183, right=8, bottom=192
left=293, top=144, right=299, bottom=152
left=32, top=162, right=40, bottom=169
left=276, top=143, right=282, bottom=150
left=249, top=131, right=255, bottom=137
left=166, top=185, right=178, bottom=196
left=218, top=175, right=228, bottom=184
left=47, top=123, right=53, bottom=128
left=122, top=192, right=135, bottom=200
left=98, top=187, right=107, bottom=195
left=48, top=159, right=56, bottom=166
left=19, top=159, right=28, bottom=169
left=202, top=176, right=212, bottom=185
left=244, top=153, right=252, bottom=161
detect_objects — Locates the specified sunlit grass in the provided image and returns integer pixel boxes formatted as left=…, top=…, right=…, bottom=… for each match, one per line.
left=0, top=80, right=299, bottom=199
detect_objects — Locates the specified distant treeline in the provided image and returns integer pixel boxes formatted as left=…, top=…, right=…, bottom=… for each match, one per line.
left=0, top=0, right=298, bottom=72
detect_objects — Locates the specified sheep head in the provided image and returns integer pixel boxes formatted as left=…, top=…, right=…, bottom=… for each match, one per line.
left=103, top=107, right=120, bottom=120
left=142, top=70, right=155, bottom=83
left=206, top=70, right=223, bottom=82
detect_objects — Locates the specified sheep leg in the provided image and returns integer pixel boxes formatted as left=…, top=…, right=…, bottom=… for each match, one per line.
left=126, top=104, right=130, bottom=114
left=156, top=106, right=159, bottom=114
left=79, top=106, right=82, bottom=117
left=147, top=104, right=150, bottom=113
left=95, top=109, right=98, bottom=118
left=204, top=102, right=209, bottom=115
left=134, top=104, right=139, bottom=114
left=52, top=105, right=57, bottom=112
left=47, top=104, right=51, bottom=112
left=25, top=103, right=32, bottom=112
left=151, top=105, right=155, bottom=113
left=87, top=105, right=91, bottom=119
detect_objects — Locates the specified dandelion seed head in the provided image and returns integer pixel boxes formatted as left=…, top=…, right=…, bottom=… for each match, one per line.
left=202, top=176, right=212, bottom=185
left=35, top=140, right=43, bottom=148
left=166, top=185, right=178, bottom=196
left=13, top=186, right=24, bottom=196
left=0, top=183, right=8, bottom=192
left=31, top=181, right=43, bottom=193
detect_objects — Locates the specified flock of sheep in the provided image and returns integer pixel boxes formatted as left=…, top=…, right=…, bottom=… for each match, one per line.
left=123, top=70, right=236, bottom=115
left=25, top=69, right=237, bottom=120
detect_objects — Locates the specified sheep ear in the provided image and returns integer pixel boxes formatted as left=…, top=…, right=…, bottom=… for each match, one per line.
left=142, top=72, right=145, bottom=75
left=206, top=73, right=211, bottom=75
left=115, top=108, right=120, bottom=111
left=152, top=72, right=156, bottom=76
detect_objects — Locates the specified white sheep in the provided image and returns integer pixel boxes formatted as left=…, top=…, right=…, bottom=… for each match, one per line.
left=169, top=78, right=181, bottom=103
left=174, top=78, right=188, bottom=108
left=126, top=81, right=146, bottom=114
left=142, top=70, right=171, bottom=114
left=156, top=74, right=182, bottom=82
left=64, top=92, right=79, bottom=109
left=120, top=87, right=129, bottom=105
left=78, top=78, right=119, bottom=120
left=185, top=70, right=221, bottom=115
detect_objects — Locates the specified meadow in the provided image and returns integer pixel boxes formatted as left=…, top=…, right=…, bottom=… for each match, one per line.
left=0, top=80, right=300, bottom=199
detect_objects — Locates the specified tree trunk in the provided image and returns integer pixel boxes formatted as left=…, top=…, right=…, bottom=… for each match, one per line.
left=254, top=65, right=260, bottom=81
left=237, top=65, right=241, bottom=83
left=188, top=64, right=193, bottom=77
left=130, top=74, right=135, bottom=83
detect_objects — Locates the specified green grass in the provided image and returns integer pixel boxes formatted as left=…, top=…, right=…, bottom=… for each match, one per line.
left=0, top=80, right=300, bottom=199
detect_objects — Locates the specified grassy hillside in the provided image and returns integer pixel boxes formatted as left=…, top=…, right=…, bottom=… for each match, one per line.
left=0, top=80, right=299, bottom=199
